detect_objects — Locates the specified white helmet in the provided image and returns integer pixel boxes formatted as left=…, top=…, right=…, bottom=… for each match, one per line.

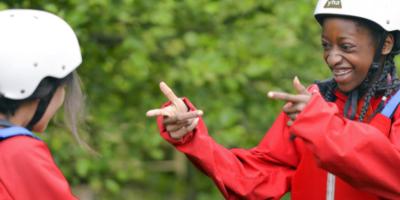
left=0, top=9, right=82, bottom=100
left=314, top=0, right=400, bottom=52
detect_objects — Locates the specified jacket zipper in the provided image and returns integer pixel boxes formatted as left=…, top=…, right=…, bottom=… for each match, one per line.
left=326, top=172, right=336, bottom=200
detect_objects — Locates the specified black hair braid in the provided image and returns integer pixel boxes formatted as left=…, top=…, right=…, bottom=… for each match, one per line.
left=381, top=55, right=400, bottom=94
left=359, top=55, right=400, bottom=121
left=358, top=82, right=377, bottom=121
left=358, top=64, right=388, bottom=121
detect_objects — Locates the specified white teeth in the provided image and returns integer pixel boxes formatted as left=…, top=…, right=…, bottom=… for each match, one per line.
left=333, top=69, right=352, bottom=76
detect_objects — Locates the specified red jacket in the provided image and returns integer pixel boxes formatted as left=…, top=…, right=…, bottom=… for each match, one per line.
left=156, top=85, right=400, bottom=199
left=0, top=136, right=77, bottom=199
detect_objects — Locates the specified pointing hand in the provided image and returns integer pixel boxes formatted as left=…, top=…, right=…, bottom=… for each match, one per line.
left=147, top=82, right=203, bottom=139
left=268, top=77, right=311, bottom=126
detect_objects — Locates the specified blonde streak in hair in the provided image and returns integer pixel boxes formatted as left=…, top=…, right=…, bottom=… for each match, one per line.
left=64, top=71, right=98, bottom=155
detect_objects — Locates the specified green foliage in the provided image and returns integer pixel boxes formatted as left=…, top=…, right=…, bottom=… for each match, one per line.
left=1, top=0, right=339, bottom=199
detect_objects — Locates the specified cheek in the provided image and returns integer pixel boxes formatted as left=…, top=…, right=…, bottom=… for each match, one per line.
left=357, top=56, right=373, bottom=75
left=55, top=89, right=65, bottom=109
left=346, top=52, right=372, bottom=74
left=32, top=88, right=65, bottom=132
left=357, top=45, right=375, bottom=75
left=323, top=51, right=329, bottom=62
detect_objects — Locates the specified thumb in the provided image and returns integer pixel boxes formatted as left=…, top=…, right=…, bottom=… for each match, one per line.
left=293, top=76, right=307, bottom=95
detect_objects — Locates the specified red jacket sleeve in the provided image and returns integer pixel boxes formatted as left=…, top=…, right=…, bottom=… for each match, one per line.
left=0, top=136, right=77, bottom=200
left=157, top=98, right=299, bottom=200
left=291, top=91, right=400, bottom=199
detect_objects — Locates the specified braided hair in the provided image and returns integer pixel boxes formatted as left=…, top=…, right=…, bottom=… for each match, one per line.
left=316, top=16, right=400, bottom=122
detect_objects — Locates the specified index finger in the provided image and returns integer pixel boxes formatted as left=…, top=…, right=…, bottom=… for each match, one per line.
left=146, top=107, right=172, bottom=117
left=160, top=82, right=179, bottom=103
left=268, top=91, right=308, bottom=102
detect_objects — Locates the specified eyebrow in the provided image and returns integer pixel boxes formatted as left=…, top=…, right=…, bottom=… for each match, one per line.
left=321, top=33, right=357, bottom=40
left=337, top=36, right=356, bottom=41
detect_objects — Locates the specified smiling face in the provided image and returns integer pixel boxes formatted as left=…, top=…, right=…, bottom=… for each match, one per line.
left=322, top=17, right=377, bottom=92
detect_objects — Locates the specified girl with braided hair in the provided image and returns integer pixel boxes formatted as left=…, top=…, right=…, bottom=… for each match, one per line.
left=147, top=0, right=400, bottom=199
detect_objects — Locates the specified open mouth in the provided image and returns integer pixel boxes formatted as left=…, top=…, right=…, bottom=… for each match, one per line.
left=332, top=68, right=353, bottom=84
left=332, top=68, right=352, bottom=77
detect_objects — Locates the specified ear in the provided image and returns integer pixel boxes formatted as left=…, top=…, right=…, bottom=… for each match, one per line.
left=382, top=34, right=394, bottom=55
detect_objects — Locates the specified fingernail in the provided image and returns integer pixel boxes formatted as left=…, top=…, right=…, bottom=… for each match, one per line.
left=268, top=92, right=274, bottom=98
left=197, top=110, right=204, bottom=116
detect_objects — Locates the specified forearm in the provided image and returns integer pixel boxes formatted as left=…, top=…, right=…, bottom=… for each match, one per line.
left=157, top=100, right=296, bottom=199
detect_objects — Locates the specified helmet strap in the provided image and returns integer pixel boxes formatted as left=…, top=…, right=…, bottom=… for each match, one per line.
left=343, top=89, right=359, bottom=119
left=26, top=85, right=58, bottom=131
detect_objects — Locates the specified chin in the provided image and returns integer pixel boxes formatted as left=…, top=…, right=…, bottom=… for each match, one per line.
left=337, top=81, right=363, bottom=93
left=337, top=87, right=353, bottom=93
left=32, top=123, right=48, bottom=133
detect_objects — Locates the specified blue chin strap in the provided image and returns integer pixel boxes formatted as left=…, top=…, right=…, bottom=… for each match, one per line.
left=0, top=119, right=39, bottom=141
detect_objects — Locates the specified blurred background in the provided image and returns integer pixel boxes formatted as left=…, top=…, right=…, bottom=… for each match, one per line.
left=3, top=0, right=397, bottom=199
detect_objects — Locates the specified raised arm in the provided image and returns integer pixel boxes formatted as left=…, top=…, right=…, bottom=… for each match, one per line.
left=147, top=82, right=300, bottom=199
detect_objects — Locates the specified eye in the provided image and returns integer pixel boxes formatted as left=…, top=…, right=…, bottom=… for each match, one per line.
left=341, top=43, right=355, bottom=51
left=321, top=41, right=331, bottom=50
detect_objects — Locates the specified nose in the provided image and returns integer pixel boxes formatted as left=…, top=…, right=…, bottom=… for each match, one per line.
left=325, top=50, right=343, bottom=67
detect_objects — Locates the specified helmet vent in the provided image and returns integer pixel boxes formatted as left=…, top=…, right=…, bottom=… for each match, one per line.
left=9, top=14, right=14, bottom=17
left=33, top=16, right=38, bottom=19
left=20, top=89, right=25, bottom=94
left=387, top=20, right=390, bottom=25
left=33, top=62, right=38, bottom=67
left=62, top=65, right=66, bottom=70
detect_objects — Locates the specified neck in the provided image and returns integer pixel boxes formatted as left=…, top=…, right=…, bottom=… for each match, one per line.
left=0, top=100, right=38, bottom=128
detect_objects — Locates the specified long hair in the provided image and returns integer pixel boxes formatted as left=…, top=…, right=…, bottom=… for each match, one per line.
left=63, top=71, right=87, bottom=147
